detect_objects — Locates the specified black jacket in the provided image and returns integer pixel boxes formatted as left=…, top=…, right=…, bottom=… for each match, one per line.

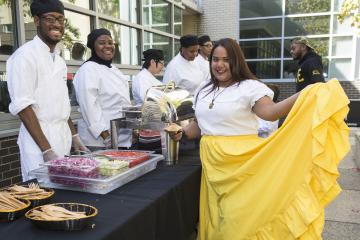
left=295, top=51, right=325, bottom=92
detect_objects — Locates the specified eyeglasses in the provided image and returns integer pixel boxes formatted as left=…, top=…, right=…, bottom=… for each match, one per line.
left=41, top=15, right=67, bottom=25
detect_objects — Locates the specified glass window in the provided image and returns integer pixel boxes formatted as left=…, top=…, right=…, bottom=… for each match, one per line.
left=0, top=1, right=16, bottom=55
left=144, top=31, right=172, bottom=63
left=99, top=20, right=140, bottom=65
left=283, top=38, right=329, bottom=58
left=285, top=0, right=330, bottom=14
left=97, top=0, right=138, bottom=23
left=62, top=0, right=90, bottom=9
left=332, top=36, right=353, bottom=57
left=240, top=19, right=282, bottom=39
left=333, top=15, right=354, bottom=34
left=24, top=3, right=37, bottom=42
left=97, top=0, right=119, bottom=18
left=240, top=0, right=282, bottom=18
left=328, top=58, right=351, bottom=80
left=142, top=0, right=170, bottom=33
left=174, top=7, right=182, bottom=36
left=247, top=60, right=281, bottom=79
left=174, top=39, right=180, bottom=55
left=334, top=0, right=346, bottom=11
left=284, top=16, right=330, bottom=36
left=0, top=71, right=10, bottom=113
left=62, top=10, right=91, bottom=61
left=240, top=40, right=282, bottom=59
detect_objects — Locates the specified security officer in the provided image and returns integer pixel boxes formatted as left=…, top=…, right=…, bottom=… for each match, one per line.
left=290, top=37, right=325, bottom=92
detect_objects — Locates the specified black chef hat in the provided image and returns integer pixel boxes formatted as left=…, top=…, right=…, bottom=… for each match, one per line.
left=180, top=35, right=198, bottom=48
left=142, top=49, right=164, bottom=62
left=198, top=35, right=211, bottom=46
left=86, top=28, right=112, bottom=50
left=30, top=0, right=64, bottom=17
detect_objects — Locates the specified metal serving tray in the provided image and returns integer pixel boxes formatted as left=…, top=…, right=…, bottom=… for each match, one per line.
left=29, top=154, right=163, bottom=195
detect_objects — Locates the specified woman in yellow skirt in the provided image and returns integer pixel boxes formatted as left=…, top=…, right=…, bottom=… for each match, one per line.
left=168, top=38, right=350, bottom=239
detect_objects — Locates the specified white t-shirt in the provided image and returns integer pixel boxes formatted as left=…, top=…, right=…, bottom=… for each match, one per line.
left=132, top=68, right=162, bottom=105
left=163, top=53, right=204, bottom=95
left=194, top=80, right=274, bottom=136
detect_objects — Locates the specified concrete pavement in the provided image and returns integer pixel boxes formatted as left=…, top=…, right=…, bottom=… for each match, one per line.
left=323, top=128, right=360, bottom=239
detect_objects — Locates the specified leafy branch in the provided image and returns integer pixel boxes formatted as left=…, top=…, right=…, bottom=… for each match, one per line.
left=338, top=0, right=360, bottom=35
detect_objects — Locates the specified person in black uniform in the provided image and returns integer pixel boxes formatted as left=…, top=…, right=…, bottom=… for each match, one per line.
left=290, top=37, right=325, bottom=92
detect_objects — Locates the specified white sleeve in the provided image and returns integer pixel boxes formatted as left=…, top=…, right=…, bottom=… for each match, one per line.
left=73, top=64, right=107, bottom=139
left=248, top=80, right=274, bottom=108
left=163, top=63, right=175, bottom=84
left=7, top=52, right=37, bottom=115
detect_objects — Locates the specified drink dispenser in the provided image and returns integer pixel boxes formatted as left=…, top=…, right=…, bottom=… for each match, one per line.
left=110, top=82, right=194, bottom=165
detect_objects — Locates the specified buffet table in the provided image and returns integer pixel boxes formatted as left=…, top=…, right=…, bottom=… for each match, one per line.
left=0, top=150, right=201, bottom=240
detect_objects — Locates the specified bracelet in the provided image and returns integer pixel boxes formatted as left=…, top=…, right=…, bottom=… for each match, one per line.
left=42, top=148, right=53, bottom=155
left=72, top=133, right=79, bottom=138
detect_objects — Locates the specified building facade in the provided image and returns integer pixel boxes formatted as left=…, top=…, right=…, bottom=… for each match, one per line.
left=183, top=0, right=360, bottom=100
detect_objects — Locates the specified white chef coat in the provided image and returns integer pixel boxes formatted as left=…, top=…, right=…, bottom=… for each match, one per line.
left=194, top=80, right=274, bottom=136
left=132, top=68, right=162, bottom=105
left=7, top=35, right=72, bottom=181
left=194, top=54, right=210, bottom=81
left=73, top=61, right=132, bottom=148
left=163, top=53, right=204, bottom=95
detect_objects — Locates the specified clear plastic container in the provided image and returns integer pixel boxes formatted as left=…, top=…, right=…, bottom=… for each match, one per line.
left=44, top=156, right=99, bottom=179
left=29, top=154, right=164, bottom=194
left=94, top=150, right=153, bottom=168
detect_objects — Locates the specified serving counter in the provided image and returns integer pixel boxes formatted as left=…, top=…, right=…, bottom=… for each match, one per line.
left=0, top=150, right=201, bottom=240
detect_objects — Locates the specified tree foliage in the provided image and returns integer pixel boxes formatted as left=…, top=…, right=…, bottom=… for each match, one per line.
left=337, top=0, right=360, bottom=34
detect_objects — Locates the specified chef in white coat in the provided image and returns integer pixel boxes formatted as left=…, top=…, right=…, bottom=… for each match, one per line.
left=132, top=49, right=164, bottom=105
left=73, top=28, right=132, bottom=149
left=163, top=35, right=204, bottom=95
left=194, top=35, right=213, bottom=80
left=6, top=0, right=88, bottom=181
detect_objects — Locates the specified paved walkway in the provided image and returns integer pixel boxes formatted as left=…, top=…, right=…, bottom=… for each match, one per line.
left=323, top=128, right=360, bottom=239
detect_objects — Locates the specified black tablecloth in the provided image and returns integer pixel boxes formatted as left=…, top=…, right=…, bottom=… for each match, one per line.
left=0, top=151, right=201, bottom=240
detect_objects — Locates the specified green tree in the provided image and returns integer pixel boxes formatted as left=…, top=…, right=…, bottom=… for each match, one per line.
left=337, top=0, right=360, bottom=34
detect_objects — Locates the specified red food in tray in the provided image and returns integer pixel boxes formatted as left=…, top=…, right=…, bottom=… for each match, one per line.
left=139, top=129, right=161, bottom=138
left=96, top=151, right=150, bottom=168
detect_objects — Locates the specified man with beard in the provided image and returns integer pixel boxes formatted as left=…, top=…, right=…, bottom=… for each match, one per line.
left=290, top=37, right=325, bottom=92
left=163, top=34, right=204, bottom=95
left=6, top=0, right=88, bottom=181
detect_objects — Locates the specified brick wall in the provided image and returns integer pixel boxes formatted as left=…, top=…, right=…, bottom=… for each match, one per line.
left=0, top=135, right=21, bottom=188
left=183, top=14, right=200, bottom=35
left=198, top=0, right=239, bottom=40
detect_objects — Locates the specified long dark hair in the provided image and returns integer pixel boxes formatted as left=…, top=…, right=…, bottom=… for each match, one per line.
left=195, top=38, right=258, bottom=102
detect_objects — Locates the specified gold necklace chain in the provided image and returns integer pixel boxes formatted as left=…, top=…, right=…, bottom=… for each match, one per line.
left=209, top=85, right=231, bottom=109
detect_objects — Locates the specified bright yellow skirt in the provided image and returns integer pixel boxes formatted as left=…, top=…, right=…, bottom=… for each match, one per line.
left=198, top=79, right=350, bottom=240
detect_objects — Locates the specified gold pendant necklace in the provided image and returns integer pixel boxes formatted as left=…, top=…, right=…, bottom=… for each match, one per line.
left=208, top=85, right=231, bottom=109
